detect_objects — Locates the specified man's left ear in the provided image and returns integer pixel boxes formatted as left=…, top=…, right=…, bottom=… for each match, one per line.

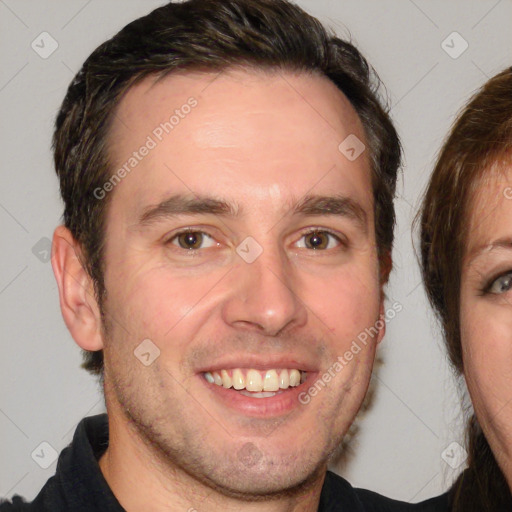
left=376, top=301, right=386, bottom=345
left=376, top=249, right=392, bottom=345
left=379, top=249, right=392, bottom=286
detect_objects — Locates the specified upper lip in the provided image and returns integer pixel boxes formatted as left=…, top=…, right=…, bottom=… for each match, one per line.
left=196, top=354, right=319, bottom=374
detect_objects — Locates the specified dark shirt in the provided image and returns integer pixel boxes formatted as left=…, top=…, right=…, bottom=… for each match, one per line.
left=0, top=414, right=449, bottom=511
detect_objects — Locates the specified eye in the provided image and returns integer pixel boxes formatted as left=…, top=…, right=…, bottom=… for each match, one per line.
left=164, top=227, right=344, bottom=253
left=166, top=229, right=218, bottom=251
left=486, top=271, right=512, bottom=294
left=295, top=229, right=344, bottom=250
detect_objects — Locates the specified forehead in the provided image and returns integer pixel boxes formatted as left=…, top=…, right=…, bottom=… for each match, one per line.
left=106, top=67, right=372, bottom=218
left=464, top=165, right=512, bottom=257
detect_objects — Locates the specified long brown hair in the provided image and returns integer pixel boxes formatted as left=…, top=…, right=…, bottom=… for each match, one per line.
left=418, top=67, right=512, bottom=510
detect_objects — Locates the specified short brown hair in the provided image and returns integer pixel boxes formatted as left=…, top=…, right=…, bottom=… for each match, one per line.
left=53, top=0, right=401, bottom=377
left=419, top=67, right=512, bottom=510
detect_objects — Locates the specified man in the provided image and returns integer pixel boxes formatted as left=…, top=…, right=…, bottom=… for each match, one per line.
left=1, top=0, right=448, bottom=510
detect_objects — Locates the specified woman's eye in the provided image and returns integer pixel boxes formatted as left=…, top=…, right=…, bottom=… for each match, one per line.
left=295, top=230, right=343, bottom=250
left=167, top=230, right=217, bottom=250
left=487, top=272, right=512, bottom=294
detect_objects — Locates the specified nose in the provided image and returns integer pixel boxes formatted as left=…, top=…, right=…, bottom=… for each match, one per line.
left=221, top=241, right=307, bottom=337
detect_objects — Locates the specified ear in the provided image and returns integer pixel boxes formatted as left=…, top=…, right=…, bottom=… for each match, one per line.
left=51, top=225, right=104, bottom=351
left=375, top=249, right=392, bottom=345
left=376, top=300, right=386, bottom=345
left=378, top=249, right=392, bottom=286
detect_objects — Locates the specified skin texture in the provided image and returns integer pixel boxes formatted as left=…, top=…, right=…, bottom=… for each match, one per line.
left=460, top=168, right=512, bottom=489
left=52, top=67, right=387, bottom=511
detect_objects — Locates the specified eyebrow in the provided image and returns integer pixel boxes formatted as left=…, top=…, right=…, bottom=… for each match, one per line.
left=467, top=237, right=512, bottom=260
left=135, top=192, right=368, bottom=231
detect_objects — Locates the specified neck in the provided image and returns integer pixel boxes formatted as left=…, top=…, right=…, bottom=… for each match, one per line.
left=98, top=399, right=326, bottom=512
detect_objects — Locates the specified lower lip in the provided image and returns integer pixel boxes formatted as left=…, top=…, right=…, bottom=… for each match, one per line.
left=199, top=373, right=318, bottom=417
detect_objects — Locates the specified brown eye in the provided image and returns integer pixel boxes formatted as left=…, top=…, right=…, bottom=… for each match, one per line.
left=306, top=231, right=329, bottom=249
left=168, top=230, right=216, bottom=250
left=296, top=230, right=343, bottom=250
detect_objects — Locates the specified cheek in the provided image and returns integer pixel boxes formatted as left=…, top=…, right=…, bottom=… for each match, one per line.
left=303, top=264, right=381, bottom=345
left=104, top=246, right=381, bottom=355
left=115, top=269, right=219, bottom=340
left=461, top=298, right=512, bottom=422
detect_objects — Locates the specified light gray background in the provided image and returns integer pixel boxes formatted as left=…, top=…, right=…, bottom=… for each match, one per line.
left=1, top=0, right=511, bottom=504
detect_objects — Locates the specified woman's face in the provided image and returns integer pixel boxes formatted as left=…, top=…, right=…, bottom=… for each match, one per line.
left=460, top=167, right=512, bottom=482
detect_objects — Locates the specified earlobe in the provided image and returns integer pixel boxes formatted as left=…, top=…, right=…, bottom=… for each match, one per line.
left=379, top=250, right=392, bottom=286
left=51, top=225, right=104, bottom=351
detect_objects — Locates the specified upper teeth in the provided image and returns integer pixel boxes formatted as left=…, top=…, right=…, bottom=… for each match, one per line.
left=204, top=368, right=305, bottom=392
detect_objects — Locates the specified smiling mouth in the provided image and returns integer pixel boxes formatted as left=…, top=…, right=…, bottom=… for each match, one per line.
left=203, top=368, right=307, bottom=398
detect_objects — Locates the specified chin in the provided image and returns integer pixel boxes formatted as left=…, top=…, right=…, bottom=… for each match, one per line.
left=205, top=462, right=323, bottom=500
left=192, top=443, right=329, bottom=500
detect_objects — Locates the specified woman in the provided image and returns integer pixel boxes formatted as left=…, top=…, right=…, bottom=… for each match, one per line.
left=419, top=67, right=512, bottom=510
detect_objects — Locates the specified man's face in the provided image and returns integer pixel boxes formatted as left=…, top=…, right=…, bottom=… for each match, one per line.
left=99, top=67, right=384, bottom=496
